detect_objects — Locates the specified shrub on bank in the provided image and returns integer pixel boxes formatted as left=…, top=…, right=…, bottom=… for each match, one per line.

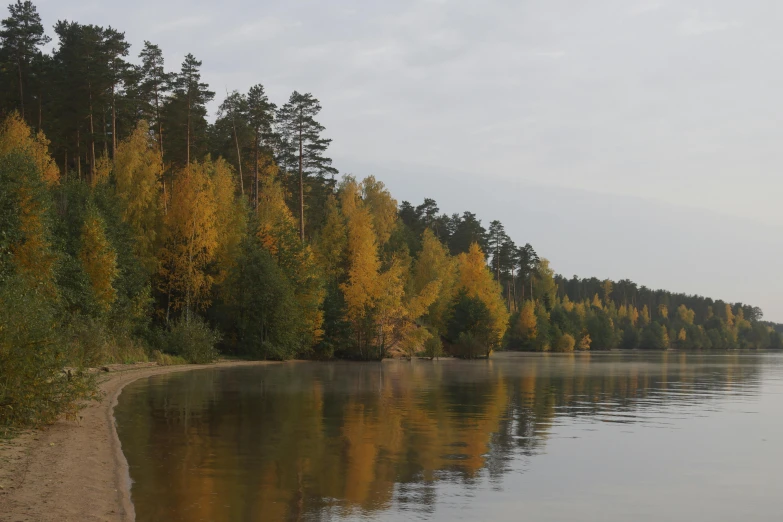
left=164, top=316, right=221, bottom=364
left=423, top=329, right=444, bottom=359
left=0, top=277, right=98, bottom=432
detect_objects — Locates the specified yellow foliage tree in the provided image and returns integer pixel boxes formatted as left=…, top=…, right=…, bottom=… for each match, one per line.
left=0, top=116, right=57, bottom=294
left=80, top=211, right=119, bottom=311
left=341, top=185, right=381, bottom=344
left=340, top=179, right=436, bottom=358
left=0, top=113, right=59, bottom=186
left=658, top=304, right=669, bottom=320
left=9, top=183, right=56, bottom=295
left=629, top=306, right=639, bottom=326
left=455, top=243, right=508, bottom=346
left=91, top=153, right=111, bottom=187
left=360, top=176, right=398, bottom=247
left=725, top=304, right=735, bottom=327
left=516, top=300, right=537, bottom=343
left=677, top=304, right=695, bottom=325
left=113, top=121, right=163, bottom=273
left=209, top=157, right=247, bottom=287
left=591, top=293, right=603, bottom=309
left=578, top=332, right=592, bottom=351
left=640, top=305, right=651, bottom=326
left=158, top=162, right=218, bottom=319
left=554, top=333, right=575, bottom=352
left=574, top=302, right=586, bottom=321
left=601, top=279, right=613, bottom=305
left=562, top=295, right=574, bottom=312
left=411, top=229, right=456, bottom=332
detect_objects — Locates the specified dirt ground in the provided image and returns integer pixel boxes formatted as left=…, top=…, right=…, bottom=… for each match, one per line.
left=0, top=360, right=274, bottom=522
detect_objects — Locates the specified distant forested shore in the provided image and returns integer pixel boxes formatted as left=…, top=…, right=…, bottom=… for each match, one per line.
left=1, top=1, right=781, bottom=430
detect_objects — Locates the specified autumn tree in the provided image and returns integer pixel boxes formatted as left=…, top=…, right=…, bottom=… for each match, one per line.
left=454, top=242, right=508, bottom=349
left=339, top=178, right=436, bottom=359
left=0, top=115, right=56, bottom=292
left=79, top=207, right=119, bottom=311
left=411, top=228, right=456, bottom=333
left=113, top=120, right=162, bottom=272
left=158, top=161, right=218, bottom=321
left=0, top=112, right=58, bottom=184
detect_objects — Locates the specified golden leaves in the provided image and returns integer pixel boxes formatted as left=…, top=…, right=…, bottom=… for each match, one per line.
left=158, top=161, right=219, bottom=314
left=0, top=113, right=60, bottom=186
left=80, top=213, right=119, bottom=311
left=455, top=243, right=509, bottom=346
left=113, top=121, right=163, bottom=273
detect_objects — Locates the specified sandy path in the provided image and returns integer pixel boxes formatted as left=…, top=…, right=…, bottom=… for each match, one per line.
left=0, top=360, right=275, bottom=522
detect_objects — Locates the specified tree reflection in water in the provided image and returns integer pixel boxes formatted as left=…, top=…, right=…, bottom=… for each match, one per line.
left=116, top=352, right=763, bottom=521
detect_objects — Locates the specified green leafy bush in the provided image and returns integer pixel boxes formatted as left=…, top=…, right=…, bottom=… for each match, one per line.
left=165, top=316, right=221, bottom=364
left=423, top=329, right=443, bottom=359
left=0, top=277, right=97, bottom=431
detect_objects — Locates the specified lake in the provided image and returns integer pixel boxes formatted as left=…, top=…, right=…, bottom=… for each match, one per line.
left=114, top=352, right=783, bottom=521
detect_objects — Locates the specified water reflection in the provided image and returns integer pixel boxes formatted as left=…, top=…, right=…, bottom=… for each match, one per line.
left=115, top=353, right=781, bottom=521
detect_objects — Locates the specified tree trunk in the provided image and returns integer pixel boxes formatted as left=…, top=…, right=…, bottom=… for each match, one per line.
left=76, top=129, right=81, bottom=180
left=186, top=91, right=191, bottom=167
left=88, top=85, right=96, bottom=184
left=254, top=130, right=259, bottom=211
left=16, top=56, right=24, bottom=120
left=111, top=82, right=117, bottom=158
left=298, top=126, right=304, bottom=241
left=154, top=79, right=163, bottom=155
left=230, top=106, right=243, bottom=196
left=102, top=109, right=108, bottom=157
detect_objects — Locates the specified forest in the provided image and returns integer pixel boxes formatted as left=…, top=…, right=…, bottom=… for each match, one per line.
left=1, top=0, right=781, bottom=429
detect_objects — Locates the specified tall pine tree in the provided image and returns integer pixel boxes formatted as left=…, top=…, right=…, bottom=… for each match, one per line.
left=276, top=91, right=336, bottom=240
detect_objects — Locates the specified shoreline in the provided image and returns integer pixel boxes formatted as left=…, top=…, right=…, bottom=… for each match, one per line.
left=0, top=360, right=277, bottom=522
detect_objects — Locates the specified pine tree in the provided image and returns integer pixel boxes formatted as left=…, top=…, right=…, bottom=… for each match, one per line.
left=246, top=84, right=276, bottom=209
left=0, top=1, right=49, bottom=121
left=276, top=91, right=337, bottom=240
left=163, top=53, right=214, bottom=168
left=137, top=41, right=172, bottom=156
left=101, top=27, right=129, bottom=157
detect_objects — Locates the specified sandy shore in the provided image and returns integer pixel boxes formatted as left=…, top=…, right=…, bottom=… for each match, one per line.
left=0, top=360, right=276, bottom=522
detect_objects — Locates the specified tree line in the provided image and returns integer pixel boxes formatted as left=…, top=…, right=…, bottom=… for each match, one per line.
left=1, top=1, right=780, bottom=429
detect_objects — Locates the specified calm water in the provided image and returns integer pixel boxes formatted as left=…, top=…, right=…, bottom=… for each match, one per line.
left=115, top=353, right=783, bottom=521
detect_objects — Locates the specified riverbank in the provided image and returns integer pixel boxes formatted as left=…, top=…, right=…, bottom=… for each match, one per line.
left=0, top=360, right=277, bottom=522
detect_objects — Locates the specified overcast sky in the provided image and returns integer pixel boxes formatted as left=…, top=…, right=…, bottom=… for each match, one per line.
left=35, top=0, right=783, bottom=320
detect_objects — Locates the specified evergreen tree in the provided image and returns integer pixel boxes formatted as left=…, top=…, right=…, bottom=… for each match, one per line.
left=276, top=91, right=337, bottom=240
left=163, top=53, right=214, bottom=167
left=0, top=0, right=49, bottom=121
left=246, top=84, right=276, bottom=209
left=137, top=41, right=172, bottom=156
